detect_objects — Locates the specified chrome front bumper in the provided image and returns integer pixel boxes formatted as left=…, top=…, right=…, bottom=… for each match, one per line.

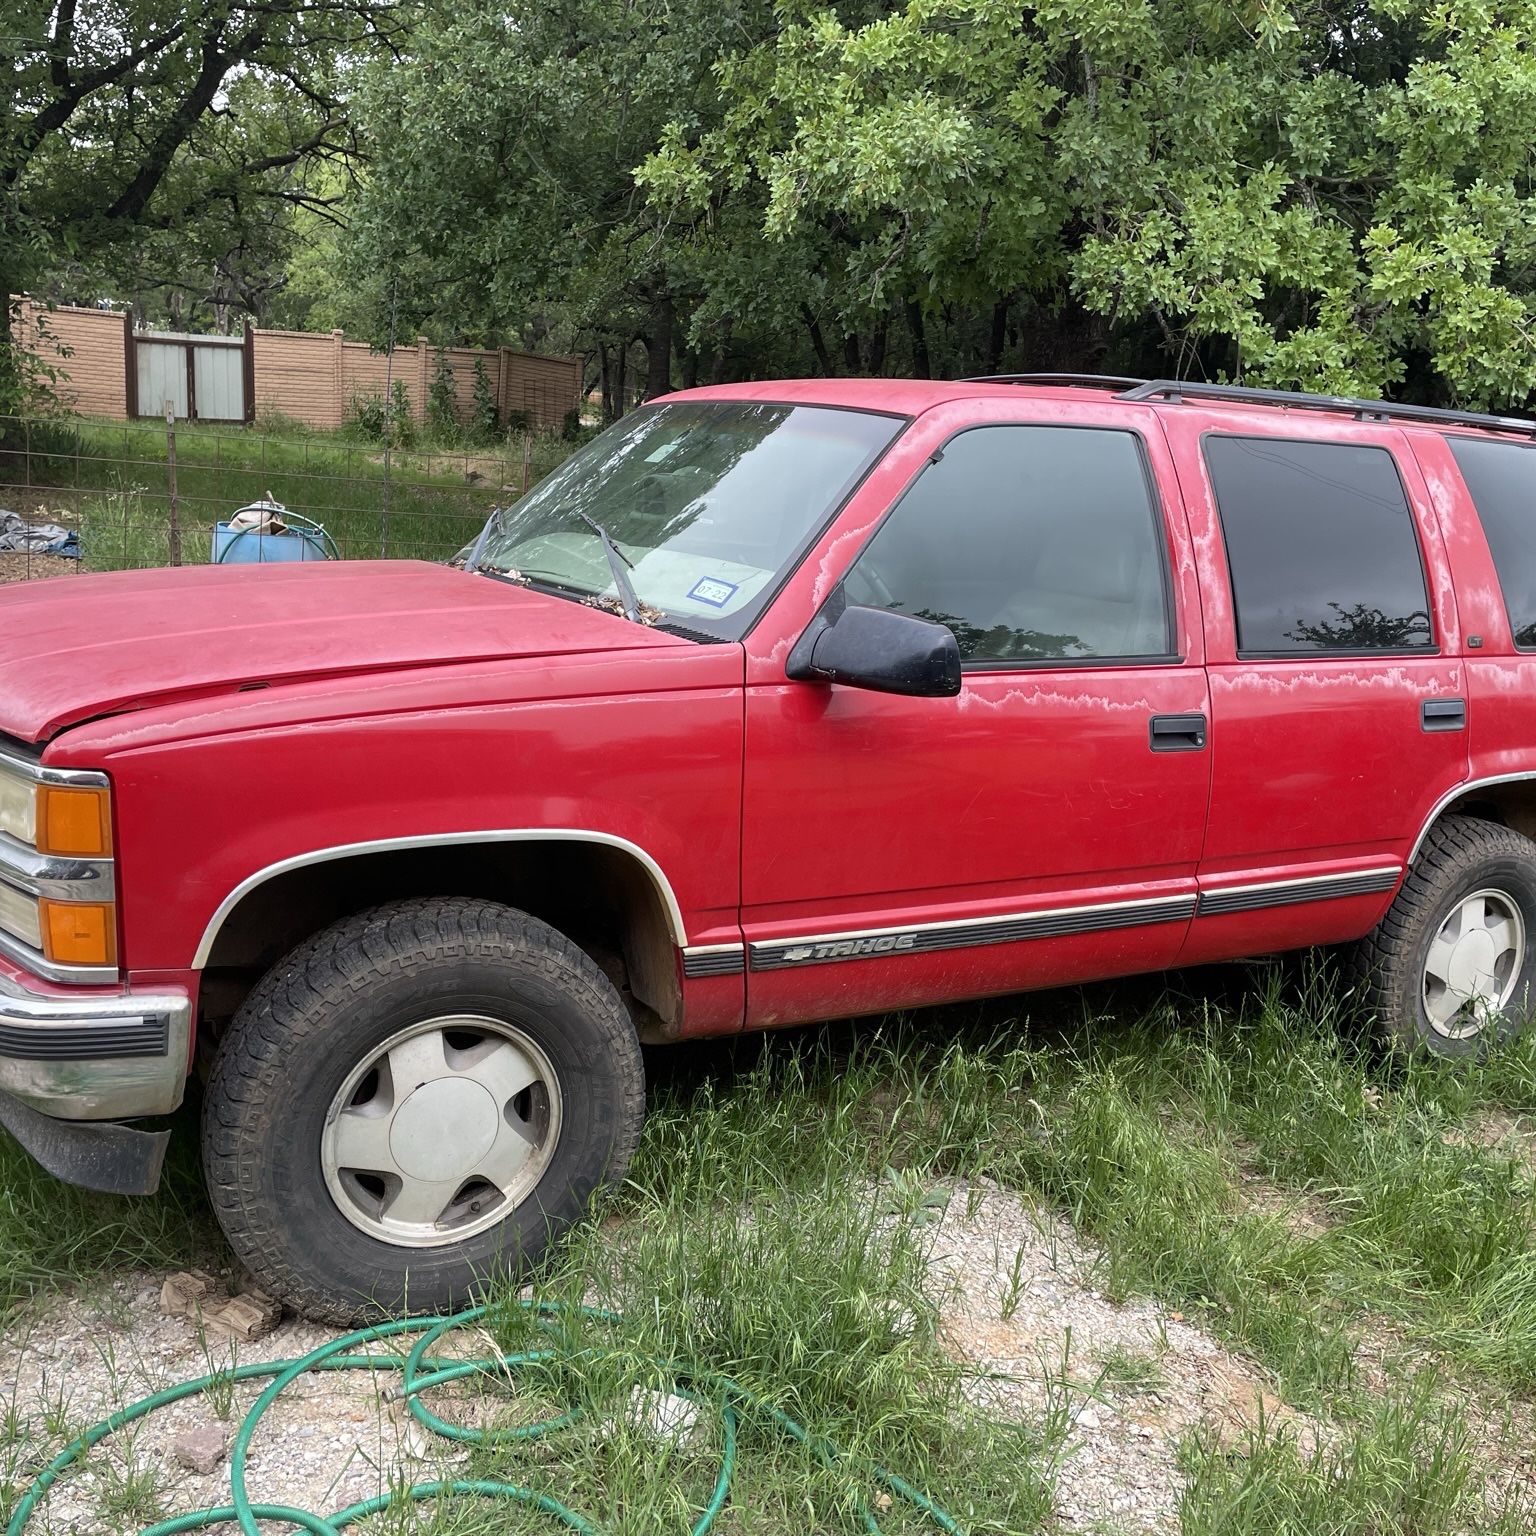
left=0, top=969, right=190, bottom=1119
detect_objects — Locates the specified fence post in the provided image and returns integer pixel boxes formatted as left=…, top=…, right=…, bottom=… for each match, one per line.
left=242, top=320, right=256, bottom=425
left=331, top=330, right=345, bottom=430
left=164, top=401, right=182, bottom=567
left=123, top=312, right=139, bottom=419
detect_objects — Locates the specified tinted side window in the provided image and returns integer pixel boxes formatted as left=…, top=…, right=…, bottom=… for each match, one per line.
left=841, top=426, right=1171, bottom=663
left=1447, top=437, right=1536, bottom=648
left=1204, top=436, right=1433, bottom=654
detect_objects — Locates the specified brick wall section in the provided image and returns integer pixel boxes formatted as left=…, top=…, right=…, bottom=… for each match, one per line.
left=259, top=330, right=581, bottom=432
left=252, top=328, right=343, bottom=428
left=15, top=299, right=583, bottom=432
left=16, top=301, right=127, bottom=418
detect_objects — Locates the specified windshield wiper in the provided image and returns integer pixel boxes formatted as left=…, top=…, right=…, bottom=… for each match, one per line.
left=464, top=506, right=502, bottom=574
left=577, top=512, right=641, bottom=622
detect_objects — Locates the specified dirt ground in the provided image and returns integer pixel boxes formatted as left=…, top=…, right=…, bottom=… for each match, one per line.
left=0, top=552, right=80, bottom=583
left=1, top=1183, right=1309, bottom=1536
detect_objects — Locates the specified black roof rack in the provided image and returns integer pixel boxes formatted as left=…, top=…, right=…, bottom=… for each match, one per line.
left=1118, top=378, right=1536, bottom=440
left=959, top=372, right=1149, bottom=391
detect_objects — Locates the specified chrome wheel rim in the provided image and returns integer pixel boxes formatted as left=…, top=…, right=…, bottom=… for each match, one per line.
left=1421, top=888, right=1526, bottom=1040
left=321, top=1015, right=561, bottom=1247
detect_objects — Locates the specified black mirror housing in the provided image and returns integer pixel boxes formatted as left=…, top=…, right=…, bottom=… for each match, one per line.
left=788, top=603, right=961, bottom=698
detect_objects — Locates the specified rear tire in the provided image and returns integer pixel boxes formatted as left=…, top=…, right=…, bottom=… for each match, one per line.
left=201, top=898, right=645, bottom=1323
left=1350, top=815, right=1536, bottom=1057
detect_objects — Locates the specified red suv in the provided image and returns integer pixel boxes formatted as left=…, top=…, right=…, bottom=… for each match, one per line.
left=4, top=374, right=1536, bottom=1320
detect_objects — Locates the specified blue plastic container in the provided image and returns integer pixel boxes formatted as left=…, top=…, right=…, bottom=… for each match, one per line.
left=212, top=522, right=331, bottom=564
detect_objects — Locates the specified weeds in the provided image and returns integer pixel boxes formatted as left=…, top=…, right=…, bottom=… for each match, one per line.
left=1178, top=1371, right=1522, bottom=1536
left=1091, top=1344, right=1165, bottom=1396
left=194, top=1322, right=238, bottom=1421
left=7, top=964, right=1536, bottom=1532
left=999, top=1244, right=1028, bottom=1322
left=0, top=1098, right=213, bottom=1320
left=91, top=1441, right=166, bottom=1528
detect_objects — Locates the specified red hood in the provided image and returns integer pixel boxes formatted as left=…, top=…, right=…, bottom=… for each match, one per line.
left=0, top=560, right=685, bottom=742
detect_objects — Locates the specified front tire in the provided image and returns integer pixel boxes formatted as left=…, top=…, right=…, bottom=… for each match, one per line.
left=1351, top=815, right=1536, bottom=1056
left=201, top=898, right=645, bottom=1323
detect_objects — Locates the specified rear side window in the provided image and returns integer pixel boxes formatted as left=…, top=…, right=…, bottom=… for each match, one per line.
left=841, top=425, right=1172, bottom=663
left=1204, top=436, right=1433, bottom=655
left=1447, top=437, right=1536, bottom=648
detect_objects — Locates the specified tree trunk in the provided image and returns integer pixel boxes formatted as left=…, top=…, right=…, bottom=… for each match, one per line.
left=841, top=333, right=861, bottom=373
left=614, top=342, right=627, bottom=417
left=681, top=349, right=699, bottom=390
left=986, top=297, right=1010, bottom=375
left=0, top=287, right=16, bottom=418
left=800, top=304, right=833, bottom=375
left=905, top=299, right=931, bottom=378
left=598, top=342, right=615, bottom=421
left=868, top=314, right=889, bottom=375
left=644, top=295, right=673, bottom=399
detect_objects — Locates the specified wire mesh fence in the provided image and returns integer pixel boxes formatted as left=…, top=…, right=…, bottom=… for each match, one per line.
left=0, top=415, right=582, bottom=585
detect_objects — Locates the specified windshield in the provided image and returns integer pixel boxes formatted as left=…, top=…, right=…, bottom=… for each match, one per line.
left=474, top=400, right=903, bottom=638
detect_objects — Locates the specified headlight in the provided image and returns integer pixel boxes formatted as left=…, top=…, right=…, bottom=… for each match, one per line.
left=0, top=880, right=42, bottom=950
left=0, top=749, right=117, bottom=976
left=0, top=761, right=35, bottom=845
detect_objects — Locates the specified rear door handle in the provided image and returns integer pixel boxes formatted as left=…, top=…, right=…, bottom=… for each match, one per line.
left=1149, top=713, right=1207, bottom=752
left=1421, top=698, right=1466, bottom=733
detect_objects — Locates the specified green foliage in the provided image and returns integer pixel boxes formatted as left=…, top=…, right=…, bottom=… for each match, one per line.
left=346, top=381, right=417, bottom=448
left=472, top=358, right=498, bottom=440
left=15, top=1, right=1536, bottom=415
left=638, top=0, right=1536, bottom=405
left=343, top=0, right=789, bottom=393
left=11, top=963, right=1536, bottom=1530
left=426, top=348, right=458, bottom=438
left=2, top=0, right=401, bottom=391
left=346, top=389, right=394, bottom=443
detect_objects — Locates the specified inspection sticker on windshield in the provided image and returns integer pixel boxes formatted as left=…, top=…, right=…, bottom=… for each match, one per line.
left=687, top=577, right=738, bottom=608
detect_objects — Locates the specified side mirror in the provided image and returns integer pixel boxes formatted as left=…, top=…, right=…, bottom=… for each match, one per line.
left=787, top=603, right=961, bottom=698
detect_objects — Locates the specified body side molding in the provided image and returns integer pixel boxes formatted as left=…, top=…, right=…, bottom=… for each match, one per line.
left=1195, top=866, right=1401, bottom=916
left=681, top=943, right=747, bottom=978
left=749, top=893, right=1197, bottom=971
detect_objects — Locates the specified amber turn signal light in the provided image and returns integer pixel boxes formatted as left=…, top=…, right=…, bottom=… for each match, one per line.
left=39, top=899, right=118, bottom=968
left=36, top=784, right=113, bottom=857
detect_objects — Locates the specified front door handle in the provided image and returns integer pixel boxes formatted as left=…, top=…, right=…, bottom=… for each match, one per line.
left=1149, top=713, right=1207, bottom=752
left=1421, top=699, right=1467, bottom=733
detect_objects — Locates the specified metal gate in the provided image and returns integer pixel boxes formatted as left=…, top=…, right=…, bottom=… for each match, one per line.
left=128, top=325, right=253, bottom=423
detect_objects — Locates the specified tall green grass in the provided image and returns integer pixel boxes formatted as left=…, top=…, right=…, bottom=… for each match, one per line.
left=6, top=966, right=1536, bottom=1532
left=0, top=1101, right=212, bottom=1319
left=2, top=415, right=578, bottom=571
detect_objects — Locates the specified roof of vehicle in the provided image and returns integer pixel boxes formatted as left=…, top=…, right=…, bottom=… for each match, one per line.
left=665, top=374, right=1536, bottom=443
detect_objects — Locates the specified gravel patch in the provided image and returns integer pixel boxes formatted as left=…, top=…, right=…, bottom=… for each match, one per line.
left=0, top=1186, right=1333, bottom=1536
left=0, top=1279, right=494, bottom=1534
left=928, top=1181, right=1311, bottom=1534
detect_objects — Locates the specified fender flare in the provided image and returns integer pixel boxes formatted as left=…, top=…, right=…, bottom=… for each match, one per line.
left=1407, top=772, right=1536, bottom=864
left=190, top=828, right=689, bottom=967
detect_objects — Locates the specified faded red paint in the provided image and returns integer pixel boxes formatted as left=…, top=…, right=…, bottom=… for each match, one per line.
left=0, top=376, right=1526, bottom=1045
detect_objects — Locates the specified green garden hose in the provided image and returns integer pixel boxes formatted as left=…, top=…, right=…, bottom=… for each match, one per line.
left=5, top=1302, right=964, bottom=1536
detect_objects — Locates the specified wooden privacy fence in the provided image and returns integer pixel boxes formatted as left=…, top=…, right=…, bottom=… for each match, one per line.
left=14, top=300, right=582, bottom=433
